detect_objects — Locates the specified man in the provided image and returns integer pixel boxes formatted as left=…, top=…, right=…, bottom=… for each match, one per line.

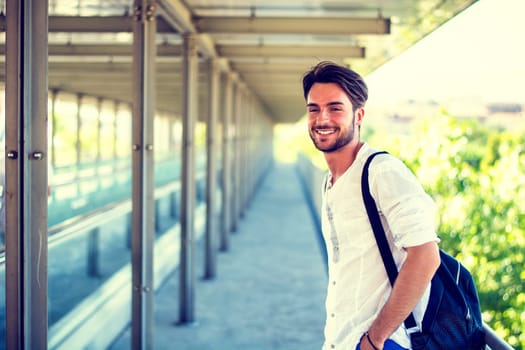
left=302, top=61, right=441, bottom=350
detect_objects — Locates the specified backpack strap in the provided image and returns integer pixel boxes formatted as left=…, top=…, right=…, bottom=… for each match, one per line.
left=361, top=151, right=420, bottom=334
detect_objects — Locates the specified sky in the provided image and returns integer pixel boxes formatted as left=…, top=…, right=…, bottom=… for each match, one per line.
left=365, top=0, right=525, bottom=106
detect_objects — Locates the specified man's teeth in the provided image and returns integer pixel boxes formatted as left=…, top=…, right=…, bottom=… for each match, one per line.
left=317, top=128, right=335, bottom=135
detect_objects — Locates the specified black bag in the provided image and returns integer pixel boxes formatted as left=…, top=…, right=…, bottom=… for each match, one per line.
left=362, top=151, right=486, bottom=350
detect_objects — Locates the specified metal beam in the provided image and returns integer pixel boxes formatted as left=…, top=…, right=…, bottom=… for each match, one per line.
left=49, top=15, right=135, bottom=33
left=0, top=43, right=182, bottom=57
left=157, top=0, right=193, bottom=32
left=157, top=0, right=221, bottom=62
left=0, top=15, right=175, bottom=33
left=195, top=16, right=391, bottom=35
left=6, top=41, right=363, bottom=61
left=230, top=61, right=317, bottom=74
left=5, top=0, right=49, bottom=348
left=217, top=44, right=365, bottom=58
left=157, top=0, right=235, bottom=72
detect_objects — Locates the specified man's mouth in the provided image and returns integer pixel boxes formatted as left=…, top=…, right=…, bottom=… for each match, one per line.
left=314, top=127, right=337, bottom=135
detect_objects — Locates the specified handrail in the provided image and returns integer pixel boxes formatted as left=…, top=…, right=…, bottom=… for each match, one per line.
left=48, top=180, right=181, bottom=246
left=47, top=200, right=131, bottom=247
left=0, top=180, right=182, bottom=265
left=483, top=323, right=515, bottom=350
left=48, top=199, right=208, bottom=349
left=0, top=172, right=209, bottom=348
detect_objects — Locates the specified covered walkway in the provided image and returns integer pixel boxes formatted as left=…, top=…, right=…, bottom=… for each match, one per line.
left=111, top=162, right=328, bottom=349
left=1, top=2, right=513, bottom=349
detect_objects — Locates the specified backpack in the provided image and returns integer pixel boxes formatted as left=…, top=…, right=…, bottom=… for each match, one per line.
left=362, top=151, right=486, bottom=350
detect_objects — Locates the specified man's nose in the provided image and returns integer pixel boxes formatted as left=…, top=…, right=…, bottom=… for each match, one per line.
left=317, top=108, right=330, bottom=122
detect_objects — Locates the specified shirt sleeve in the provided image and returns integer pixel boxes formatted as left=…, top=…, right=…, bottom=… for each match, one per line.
left=368, top=155, right=439, bottom=248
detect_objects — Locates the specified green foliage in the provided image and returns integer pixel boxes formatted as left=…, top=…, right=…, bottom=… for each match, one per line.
left=369, top=115, right=525, bottom=349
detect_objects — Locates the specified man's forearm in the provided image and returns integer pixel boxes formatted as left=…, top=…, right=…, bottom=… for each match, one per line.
left=367, top=241, right=440, bottom=347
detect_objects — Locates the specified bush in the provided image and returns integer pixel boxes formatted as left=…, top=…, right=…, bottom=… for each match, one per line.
left=369, top=115, right=525, bottom=349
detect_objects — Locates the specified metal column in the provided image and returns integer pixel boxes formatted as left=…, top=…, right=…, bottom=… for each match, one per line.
left=240, top=93, right=251, bottom=215
left=249, top=100, right=257, bottom=203
left=5, top=0, right=48, bottom=348
left=243, top=95, right=254, bottom=209
left=231, top=82, right=244, bottom=231
left=179, top=32, right=199, bottom=324
left=237, top=92, right=245, bottom=218
left=131, top=1, right=156, bottom=348
left=230, top=81, right=240, bottom=232
left=204, top=58, right=220, bottom=279
left=220, top=73, right=233, bottom=251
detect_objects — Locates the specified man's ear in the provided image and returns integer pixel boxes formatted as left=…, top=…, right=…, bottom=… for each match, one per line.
left=355, top=107, right=365, bottom=126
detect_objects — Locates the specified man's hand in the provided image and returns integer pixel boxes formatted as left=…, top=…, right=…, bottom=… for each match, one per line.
left=358, top=331, right=382, bottom=350
left=367, top=241, right=440, bottom=344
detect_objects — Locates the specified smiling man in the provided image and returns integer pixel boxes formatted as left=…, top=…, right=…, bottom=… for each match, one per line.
left=302, top=61, right=441, bottom=350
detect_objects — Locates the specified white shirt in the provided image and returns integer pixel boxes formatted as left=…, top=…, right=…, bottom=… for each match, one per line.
left=321, top=143, right=439, bottom=350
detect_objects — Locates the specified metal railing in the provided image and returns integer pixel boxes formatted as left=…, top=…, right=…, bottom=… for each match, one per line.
left=46, top=179, right=208, bottom=349
left=0, top=169, right=210, bottom=348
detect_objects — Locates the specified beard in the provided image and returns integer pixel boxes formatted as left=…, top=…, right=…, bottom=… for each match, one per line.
left=309, top=116, right=356, bottom=153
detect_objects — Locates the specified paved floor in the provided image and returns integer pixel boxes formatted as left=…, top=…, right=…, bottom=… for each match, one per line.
left=110, top=162, right=328, bottom=350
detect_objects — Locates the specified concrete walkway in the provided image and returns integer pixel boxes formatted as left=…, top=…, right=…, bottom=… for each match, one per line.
left=111, top=162, right=328, bottom=350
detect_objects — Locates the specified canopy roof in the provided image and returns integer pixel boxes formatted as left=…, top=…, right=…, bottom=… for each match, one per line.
left=0, top=0, right=478, bottom=123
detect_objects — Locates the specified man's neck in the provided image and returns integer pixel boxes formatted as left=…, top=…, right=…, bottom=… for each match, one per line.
left=324, top=141, right=363, bottom=185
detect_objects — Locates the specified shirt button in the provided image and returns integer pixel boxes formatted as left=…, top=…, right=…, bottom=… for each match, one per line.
left=331, top=313, right=335, bottom=318
left=331, top=344, right=335, bottom=349
left=332, top=280, right=336, bottom=286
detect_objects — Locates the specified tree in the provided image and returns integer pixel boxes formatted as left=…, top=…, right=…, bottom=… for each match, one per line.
left=370, top=115, right=525, bottom=349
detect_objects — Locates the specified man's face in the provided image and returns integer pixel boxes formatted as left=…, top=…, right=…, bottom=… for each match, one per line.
left=306, top=82, right=362, bottom=153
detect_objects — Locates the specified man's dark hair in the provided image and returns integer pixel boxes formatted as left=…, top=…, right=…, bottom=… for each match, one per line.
left=302, top=61, right=368, bottom=110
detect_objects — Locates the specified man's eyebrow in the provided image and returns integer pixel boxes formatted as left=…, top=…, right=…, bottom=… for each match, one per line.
left=306, top=101, right=344, bottom=107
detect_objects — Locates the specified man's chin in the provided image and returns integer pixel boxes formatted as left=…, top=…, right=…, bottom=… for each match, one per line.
left=310, top=134, right=344, bottom=153
left=314, top=139, right=352, bottom=153
left=314, top=142, right=338, bottom=153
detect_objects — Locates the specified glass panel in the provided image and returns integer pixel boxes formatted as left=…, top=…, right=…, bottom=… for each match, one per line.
left=53, top=93, right=78, bottom=168
left=154, top=113, right=176, bottom=186
left=78, top=96, right=99, bottom=164
left=99, top=100, right=116, bottom=162
left=47, top=92, right=132, bottom=348
left=49, top=0, right=131, bottom=16
left=49, top=93, right=79, bottom=226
